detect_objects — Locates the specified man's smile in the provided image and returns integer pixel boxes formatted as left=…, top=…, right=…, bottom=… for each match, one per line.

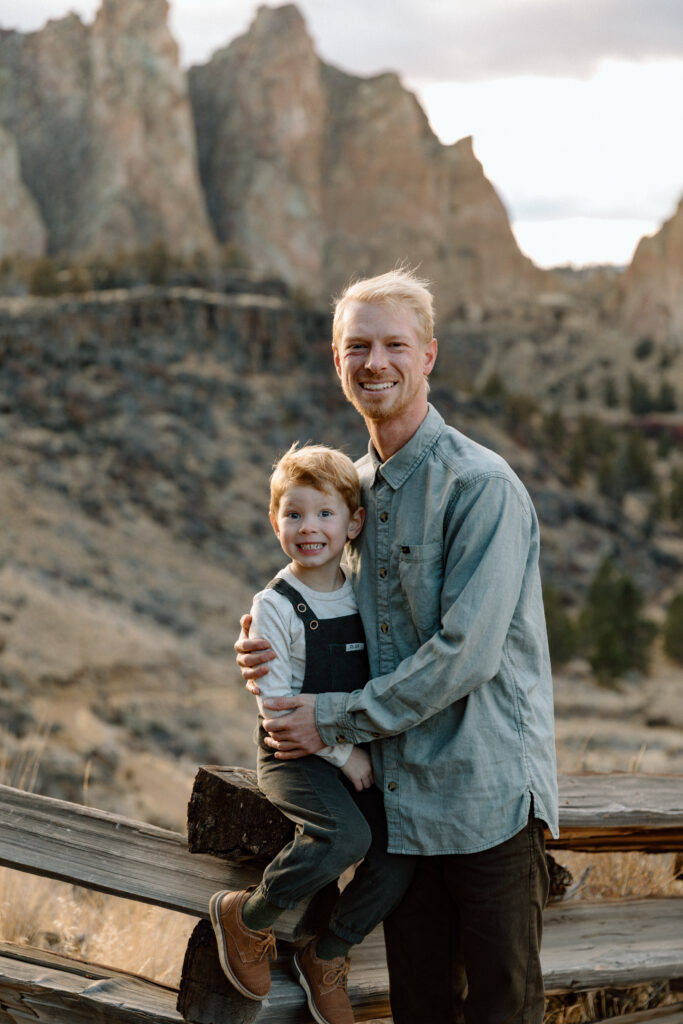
left=359, top=381, right=397, bottom=391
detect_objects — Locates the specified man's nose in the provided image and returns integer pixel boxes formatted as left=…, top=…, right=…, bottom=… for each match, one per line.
left=364, top=343, right=388, bottom=371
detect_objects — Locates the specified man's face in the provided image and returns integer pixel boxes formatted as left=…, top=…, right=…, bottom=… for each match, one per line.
left=333, top=301, right=437, bottom=424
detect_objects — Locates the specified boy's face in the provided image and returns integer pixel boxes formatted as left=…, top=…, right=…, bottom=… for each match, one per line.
left=270, top=483, right=364, bottom=574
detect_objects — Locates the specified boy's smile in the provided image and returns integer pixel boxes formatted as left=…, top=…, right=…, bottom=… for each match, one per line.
left=270, top=483, right=364, bottom=591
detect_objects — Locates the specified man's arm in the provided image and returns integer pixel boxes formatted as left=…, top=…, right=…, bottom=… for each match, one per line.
left=265, top=475, right=537, bottom=754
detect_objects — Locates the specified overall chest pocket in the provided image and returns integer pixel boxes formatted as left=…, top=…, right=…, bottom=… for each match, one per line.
left=328, top=643, right=370, bottom=693
left=397, top=541, right=443, bottom=642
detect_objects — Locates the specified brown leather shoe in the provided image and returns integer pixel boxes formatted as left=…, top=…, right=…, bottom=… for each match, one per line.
left=292, top=939, right=353, bottom=1024
left=209, top=888, right=277, bottom=1000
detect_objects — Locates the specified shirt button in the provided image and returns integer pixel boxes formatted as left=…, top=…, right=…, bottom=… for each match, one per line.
left=335, top=734, right=346, bottom=744
left=379, top=511, right=388, bottom=522
left=379, top=567, right=387, bottom=578
left=380, top=622, right=389, bottom=633
left=387, top=781, right=397, bottom=792
left=371, top=732, right=381, bottom=738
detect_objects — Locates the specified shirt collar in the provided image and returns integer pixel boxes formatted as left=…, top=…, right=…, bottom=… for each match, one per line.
left=367, top=404, right=444, bottom=490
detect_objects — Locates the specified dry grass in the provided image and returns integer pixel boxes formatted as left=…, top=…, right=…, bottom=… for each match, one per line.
left=0, top=866, right=195, bottom=985
left=545, top=849, right=683, bottom=1022
left=560, top=849, right=683, bottom=902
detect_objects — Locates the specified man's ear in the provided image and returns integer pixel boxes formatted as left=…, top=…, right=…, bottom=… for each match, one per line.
left=269, top=512, right=280, bottom=538
left=347, top=506, right=365, bottom=540
left=332, top=343, right=342, bottom=379
left=424, top=337, right=438, bottom=378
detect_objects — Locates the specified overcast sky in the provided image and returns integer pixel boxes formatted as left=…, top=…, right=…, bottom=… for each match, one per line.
left=3, top=0, right=683, bottom=267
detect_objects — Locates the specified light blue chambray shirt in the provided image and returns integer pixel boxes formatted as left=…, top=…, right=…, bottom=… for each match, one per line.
left=315, top=404, right=559, bottom=855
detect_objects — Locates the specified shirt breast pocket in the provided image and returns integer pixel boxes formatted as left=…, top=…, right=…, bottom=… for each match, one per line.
left=397, top=541, right=443, bottom=642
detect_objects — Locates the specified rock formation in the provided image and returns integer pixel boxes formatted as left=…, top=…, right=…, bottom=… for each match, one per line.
left=2, top=0, right=544, bottom=311
left=620, top=197, right=683, bottom=342
left=190, top=4, right=544, bottom=315
left=0, top=125, right=47, bottom=260
left=189, top=4, right=325, bottom=288
left=0, top=0, right=215, bottom=258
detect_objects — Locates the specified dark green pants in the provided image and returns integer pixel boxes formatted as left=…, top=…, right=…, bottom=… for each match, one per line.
left=384, top=813, right=549, bottom=1024
left=257, top=745, right=416, bottom=945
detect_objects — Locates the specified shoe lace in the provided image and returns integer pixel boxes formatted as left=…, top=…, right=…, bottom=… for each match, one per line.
left=322, top=958, right=350, bottom=990
left=254, top=930, right=278, bottom=963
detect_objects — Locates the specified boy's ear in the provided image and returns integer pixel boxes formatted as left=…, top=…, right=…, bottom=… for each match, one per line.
left=269, top=512, right=280, bottom=537
left=347, top=506, right=365, bottom=540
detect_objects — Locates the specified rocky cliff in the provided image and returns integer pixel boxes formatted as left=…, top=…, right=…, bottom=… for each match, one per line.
left=189, top=4, right=544, bottom=315
left=0, top=125, right=47, bottom=259
left=0, top=0, right=215, bottom=258
left=619, top=197, right=683, bottom=343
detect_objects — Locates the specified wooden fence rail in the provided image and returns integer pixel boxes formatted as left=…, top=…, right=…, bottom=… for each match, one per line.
left=1, top=774, right=682, bottom=1024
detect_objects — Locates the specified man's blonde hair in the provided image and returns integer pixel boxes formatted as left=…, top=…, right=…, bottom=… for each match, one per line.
left=270, top=442, right=361, bottom=518
left=332, top=267, right=435, bottom=350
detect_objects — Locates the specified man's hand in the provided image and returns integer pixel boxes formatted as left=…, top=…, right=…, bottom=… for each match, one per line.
left=235, top=613, right=274, bottom=694
left=262, top=694, right=323, bottom=758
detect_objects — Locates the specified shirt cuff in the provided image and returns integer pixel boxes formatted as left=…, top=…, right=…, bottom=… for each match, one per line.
left=315, top=690, right=354, bottom=746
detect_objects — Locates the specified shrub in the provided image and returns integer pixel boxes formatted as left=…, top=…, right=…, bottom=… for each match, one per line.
left=540, top=409, right=566, bottom=452
left=628, top=374, right=655, bottom=414
left=633, top=337, right=654, bottom=360
left=663, top=593, right=683, bottom=664
left=669, top=467, right=683, bottom=528
left=602, top=376, right=619, bottom=408
left=579, top=558, right=656, bottom=684
left=543, top=586, right=579, bottom=666
left=29, top=257, right=62, bottom=296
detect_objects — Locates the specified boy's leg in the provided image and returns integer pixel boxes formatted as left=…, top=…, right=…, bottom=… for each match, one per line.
left=256, top=749, right=372, bottom=912
left=326, top=784, right=418, bottom=946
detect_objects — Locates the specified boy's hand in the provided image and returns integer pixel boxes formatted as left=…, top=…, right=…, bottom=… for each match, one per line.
left=235, top=613, right=275, bottom=693
left=340, top=747, right=374, bottom=792
left=262, top=694, right=322, bottom=757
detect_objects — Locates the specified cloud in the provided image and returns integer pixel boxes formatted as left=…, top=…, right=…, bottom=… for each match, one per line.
left=295, top=0, right=683, bottom=82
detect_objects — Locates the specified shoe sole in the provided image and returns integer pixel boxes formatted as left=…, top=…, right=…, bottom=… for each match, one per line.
left=209, top=890, right=266, bottom=1002
left=292, top=951, right=330, bottom=1024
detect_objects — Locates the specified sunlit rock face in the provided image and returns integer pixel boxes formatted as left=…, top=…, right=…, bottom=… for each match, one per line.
left=620, top=197, right=683, bottom=342
left=189, top=4, right=326, bottom=293
left=0, top=0, right=215, bottom=258
left=0, top=125, right=47, bottom=260
left=190, top=4, right=545, bottom=313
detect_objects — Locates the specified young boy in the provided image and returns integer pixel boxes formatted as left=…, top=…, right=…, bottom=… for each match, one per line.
left=209, top=443, right=415, bottom=1024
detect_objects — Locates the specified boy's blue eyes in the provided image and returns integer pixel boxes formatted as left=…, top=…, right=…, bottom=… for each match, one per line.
left=285, top=510, right=332, bottom=519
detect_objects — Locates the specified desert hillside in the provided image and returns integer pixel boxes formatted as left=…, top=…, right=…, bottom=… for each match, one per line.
left=0, top=285, right=681, bottom=832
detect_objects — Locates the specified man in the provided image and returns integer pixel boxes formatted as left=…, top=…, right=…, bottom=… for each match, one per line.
left=237, top=268, right=558, bottom=1023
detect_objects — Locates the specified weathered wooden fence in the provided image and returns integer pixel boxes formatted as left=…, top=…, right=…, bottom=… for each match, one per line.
left=0, top=773, right=682, bottom=1023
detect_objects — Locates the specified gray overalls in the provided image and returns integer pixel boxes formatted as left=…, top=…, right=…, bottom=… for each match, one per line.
left=256, top=578, right=416, bottom=945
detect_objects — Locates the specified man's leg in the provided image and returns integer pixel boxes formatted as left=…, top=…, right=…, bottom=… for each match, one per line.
left=443, top=814, right=549, bottom=1024
left=383, top=856, right=467, bottom=1024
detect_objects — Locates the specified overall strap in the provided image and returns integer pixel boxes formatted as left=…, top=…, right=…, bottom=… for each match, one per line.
left=265, top=577, right=321, bottom=633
